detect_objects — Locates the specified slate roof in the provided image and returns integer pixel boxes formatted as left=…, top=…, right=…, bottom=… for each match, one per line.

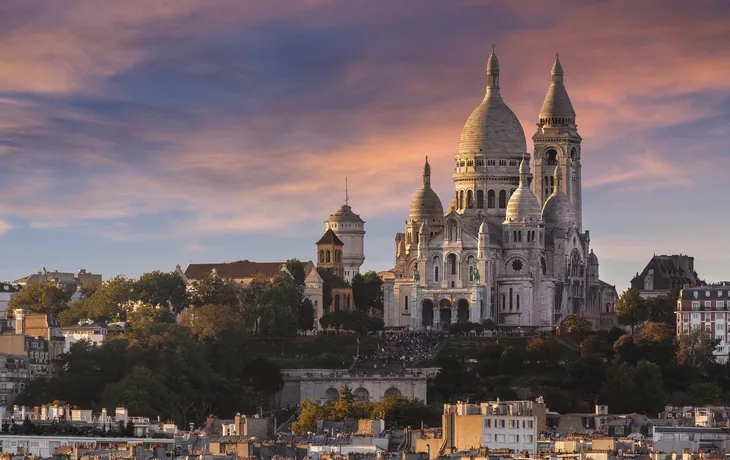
left=630, top=255, right=702, bottom=292
left=316, top=229, right=344, bottom=246
left=184, top=261, right=285, bottom=280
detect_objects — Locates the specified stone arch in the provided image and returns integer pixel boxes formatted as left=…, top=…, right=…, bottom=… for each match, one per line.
left=326, top=250, right=331, bottom=263
left=404, top=295, right=408, bottom=312
left=498, top=190, right=507, bottom=208
left=457, top=298, right=470, bottom=323
left=487, top=189, right=495, bottom=208
left=354, top=387, right=370, bottom=402
left=325, top=387, right=339, bottom=402
left=439, top=298, right=452, bottom=327
left=476, top=189, right=484, bottom=208
left=466, top=189, right=474, bottom=208
left=334, top=294, right=341, bottom=311
left=319, top=250, right=325, bottom=263
left=447, top=253, right=458, bottom=275
left=422, top=299, right=434, bottom=328
left=545, top=148, right=558, bottom=165
left=384, top=387, right=402, bottom=398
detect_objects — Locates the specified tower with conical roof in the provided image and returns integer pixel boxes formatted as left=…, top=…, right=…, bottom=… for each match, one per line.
left=532, top=54, right=583, bottom=231
left=453, top=47, right=528, bottom=226
left=324, top=179, right=365, bottom=282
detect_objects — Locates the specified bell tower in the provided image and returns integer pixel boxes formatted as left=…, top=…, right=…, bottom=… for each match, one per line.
left=532, top=54, right=583, bottom=231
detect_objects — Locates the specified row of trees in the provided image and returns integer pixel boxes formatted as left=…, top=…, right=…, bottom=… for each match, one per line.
left=292, top=387, right=439, bottom=434
left=17, top=319, right=283, bottom=426
left=432, top=316, right=726, bottom=415
left=319, top=310, right=384, bottom=335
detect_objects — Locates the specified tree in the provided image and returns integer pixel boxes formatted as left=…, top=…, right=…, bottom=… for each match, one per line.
left=600, top=360, right=665, bottom=414
left=298, top=298, right=315, bottom=331
left=292, top=398, right=323, bottom=434
left=127, top=304, right=176, bottom=328
left=285, top=259, right=307, bottom=286
left=8, top=282, right=72, bottom=316
left=352, top=272, right=384, bottom=312
left=526, top=335, right=558, bottom=365
left=134, top=271, right=189, bottom=314
left=560, top=314, right=593, bottom=333
left=613, top=334, right=637, bottom=363
left=83, top=276, right=137, bottom=322
left=677, top=328, right=720, bottom=372
left=190, top=274, right=241, bottom=310
left=482, top=319, right=497, bottom=331
left=475, top=342, right=504, bottom=378
left=124, top=420, right=135, bottom=437
left=615, top=289, right=648, bottom=333
left=638, top=321, right=675, bottom=343
left=580, top=336, right=610, bottom=358
left=498, top=347, right=524, bottom=376
left=646, top=293, right=678, bottom=326
left=180, top=304, right=242, bottom=341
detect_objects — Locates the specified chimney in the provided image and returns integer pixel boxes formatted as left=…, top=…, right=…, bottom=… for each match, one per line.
left=14, top=310, right=25, bottom=335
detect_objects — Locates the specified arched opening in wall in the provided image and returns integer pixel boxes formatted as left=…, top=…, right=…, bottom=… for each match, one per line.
left=319, top=251, right=324, bottom=263
left=457, top=299, right=470, bottom=323
left=480, top=299, right=484, bottom=318
left=605, top=303, right=611, bottom=313
left=434, top=265, right=439, bottom=283
left=422, top=299, right=434, bottom=328
left=541, top=258, right=547, bottom=276
left=354, top=387, right=370, bottom=402
left=439, top=298, right=452, bottom=328
left=325, top=387, right=339, bottom=402
left=384, top=387, right=402, bottom=398
left=488, top=190, right=495, bottom=208
left=546, top=149, right=558, bottom=165
left=448, top=221, right=456, bottom=241
left=406, top=233, right=411, bottom=245
left=467, top=190, right=474, bottom=208
left=326, top=250, right=331, bottom=263
left=477, top=190, right=484, bottom=208
left=501, top=293, right=506, bottom=310
left=404, top=295, right=409, bottom=312
left=516, top=294, right=520, bottom=311
left=570, top=147, right=577, bottom=161
left=459, top=190, right=464, bottom=209
left=334, top=294, right=341, bottom=311
left=346, top=295, right=351, bottom=310
left=499, top=190, right=507, bottom=208
left=509, top=288, right=513, bottom=311
left=448, top=254, right=457, bottom=275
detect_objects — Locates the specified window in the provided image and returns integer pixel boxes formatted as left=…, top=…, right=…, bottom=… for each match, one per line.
left=718, top=301, right=725, bottom=309
left=694, top=290, right=699, bottom=299
left=508, top=420, right=516, bottom=428
left=692, top=301, right=700, bottom=310
left=488, top=190, right=495, bottom=208
left=467, top=190, right=474, bottom=208
left=705, top=301, right=712, bottom=309
left=527, top=420, right=533, bottom=428
left=477, top=189, right=484, bottom=208
left=404, top=295, right=408, bottom=312
left=449, top=254, right=457, bottom=275
left=500, top=419, right=506, bottom=428
left=499, top=160, right=507, bottom=167
left=488, top=159, right=496, bottom=166
left=499, top=190, right=507, bottom=208
left=486, top=419, right=491, bottom=427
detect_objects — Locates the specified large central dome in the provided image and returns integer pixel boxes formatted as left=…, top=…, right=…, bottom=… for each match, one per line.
left=458, top=50, right=526, bottom=158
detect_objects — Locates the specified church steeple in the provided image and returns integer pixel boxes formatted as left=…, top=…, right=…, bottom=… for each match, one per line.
left=539, top=53, right=575, bottom=125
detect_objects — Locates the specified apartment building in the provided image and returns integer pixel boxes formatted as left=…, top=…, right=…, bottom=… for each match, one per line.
left=440, top=399, right=547, bottom=454
left=676, top=283, right=730, bottom=363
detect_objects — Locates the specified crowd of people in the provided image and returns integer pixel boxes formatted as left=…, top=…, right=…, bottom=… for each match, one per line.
left=354, top=332, right=444, bottom=372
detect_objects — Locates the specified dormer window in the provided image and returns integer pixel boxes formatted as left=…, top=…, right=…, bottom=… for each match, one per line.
left=694, top=291, right=699, bottom=299
left=706, top=291, right=711, bottom=298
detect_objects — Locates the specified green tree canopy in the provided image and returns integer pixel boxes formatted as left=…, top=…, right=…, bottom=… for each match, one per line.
left=134, top=271, right=188, bottom=313
left=8, top=282, right=72, bottom=316
left=615, top=289, right=648, bottom=333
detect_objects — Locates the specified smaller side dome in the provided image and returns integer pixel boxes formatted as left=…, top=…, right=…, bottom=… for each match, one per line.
left=505, top=157, right=541, bottom=223
left=542, top=164, right=576, bottom=228
left=409, top=156, right=445, bottom=223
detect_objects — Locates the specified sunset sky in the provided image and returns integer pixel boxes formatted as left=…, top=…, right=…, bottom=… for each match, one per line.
left=0, top=0, right=728, bottom=291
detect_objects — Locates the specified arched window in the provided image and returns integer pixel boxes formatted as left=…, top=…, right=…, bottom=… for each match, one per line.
left=406, top=232, right=411, bottom=245
left=319, top=250, right=324, bottom=263
left=467, top=190, right=474, bottom=208
left=501, top=293, right=506, bottom=310
left=516, top=294, right=520, bottom=311
left=509, top=288, right=513, bottom=311
left=459, top=190, right=464, bottom=209
left=435, top=266, right=439, bottom=282
left=499, top=190, right=507, bottom=208
left=541, top=258, right=547, bottom=276
left=448, top=253, right=457, bottom=275
left=448, top=221, right=456, bottom=242
left=326, top=250, right=331, bottom=263
left=477, top=190, right=484, bottom=208
left=334, top=294, right=341, bottom=311
left=404, top=295, right=409, bottom=312
left=546, top=149, right=558, bottom=165
left=488, top=190, right=495, bottom=208
left=469, top=266, right=474, bottom=281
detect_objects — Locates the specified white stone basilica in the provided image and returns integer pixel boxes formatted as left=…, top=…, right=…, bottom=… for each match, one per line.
left=382, top=51, right=617, bottom=330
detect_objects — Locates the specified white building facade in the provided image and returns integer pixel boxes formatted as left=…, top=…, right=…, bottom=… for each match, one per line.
left=677, top=283, right=730, bottom=364
left=324, top=198, right=365, bottom=283
left=382, top=50, right=617, bottom=331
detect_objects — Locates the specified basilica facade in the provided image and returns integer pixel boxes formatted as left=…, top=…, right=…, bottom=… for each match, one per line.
left=382, top=51, right=617, bottom=330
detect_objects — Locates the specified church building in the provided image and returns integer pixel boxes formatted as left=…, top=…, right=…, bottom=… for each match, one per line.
left=382, top=50, right=617, bottom=330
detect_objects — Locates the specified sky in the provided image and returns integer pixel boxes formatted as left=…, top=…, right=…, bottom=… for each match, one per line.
left=0, top=0, right=728, bottom=292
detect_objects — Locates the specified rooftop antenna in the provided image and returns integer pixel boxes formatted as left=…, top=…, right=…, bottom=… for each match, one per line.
left=345, top=177, right=349, bottom=206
